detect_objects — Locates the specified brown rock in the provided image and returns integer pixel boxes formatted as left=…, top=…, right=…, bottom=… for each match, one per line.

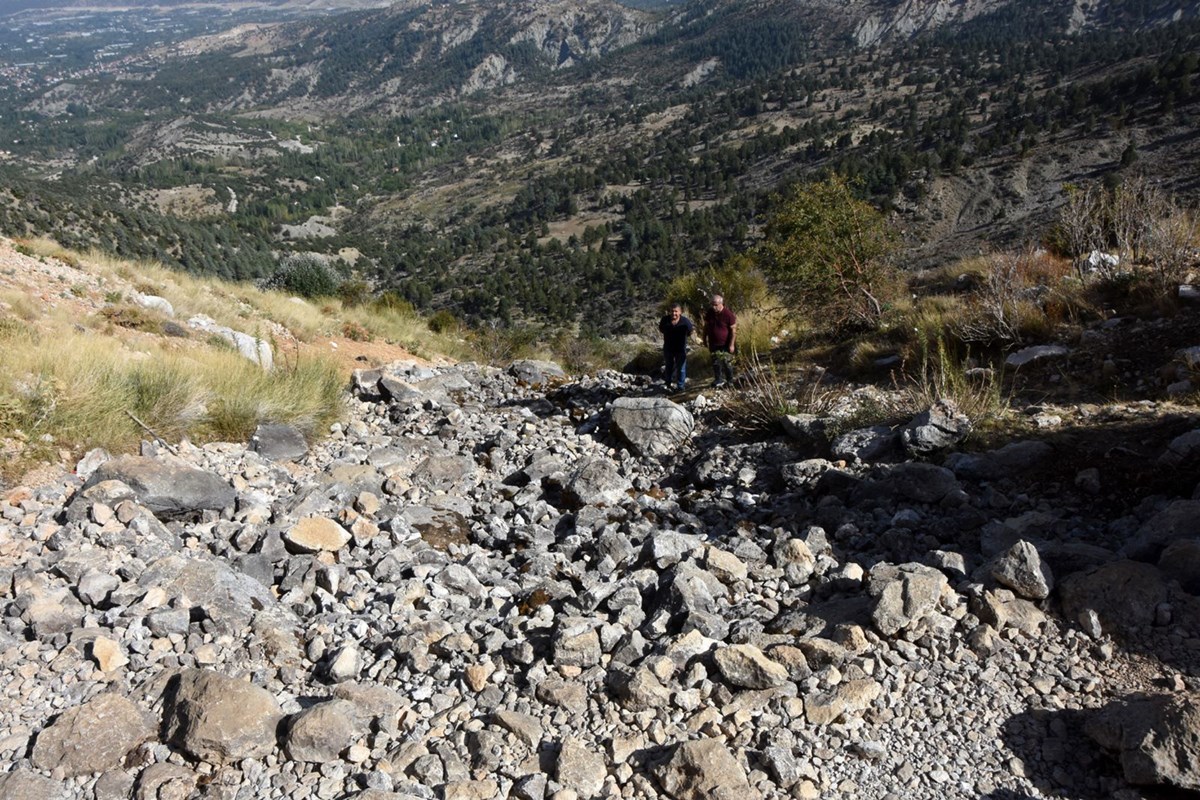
left=32, top=693, right=154, bottom=777
left=284, top=517, right=351, bottom=553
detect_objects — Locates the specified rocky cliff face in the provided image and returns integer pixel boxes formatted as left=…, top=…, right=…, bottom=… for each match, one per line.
left=854, top=0, right=1005, bottom=46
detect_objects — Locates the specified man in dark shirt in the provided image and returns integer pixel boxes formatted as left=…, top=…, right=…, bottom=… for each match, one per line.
left=658, top=302, right=694, bottom=392
left=703, top=293, right=737, bottom=388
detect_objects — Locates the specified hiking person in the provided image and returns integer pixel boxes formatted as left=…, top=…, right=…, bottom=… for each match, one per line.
left=658, top=302, right=694, bottom=392
left=703, top=293, right=737, bottom=388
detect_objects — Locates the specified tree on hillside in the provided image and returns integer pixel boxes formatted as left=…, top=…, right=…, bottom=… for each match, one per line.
left=757, top=175, right=898, bottom=331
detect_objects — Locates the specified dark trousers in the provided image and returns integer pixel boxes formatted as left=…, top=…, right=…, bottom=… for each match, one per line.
left=663, top=350, right=687, bottom=389
left=711, top=347, right=734, bottom=383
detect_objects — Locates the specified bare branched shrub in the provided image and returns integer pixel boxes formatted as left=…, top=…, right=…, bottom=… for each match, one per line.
left=1144, top=202, right=1199, bottom=290
left=955, top=250, right=1079, bottom=345
left=1110, top=175, right=1169, bottom=264
left=1056, top=182, right=1107, bottom=277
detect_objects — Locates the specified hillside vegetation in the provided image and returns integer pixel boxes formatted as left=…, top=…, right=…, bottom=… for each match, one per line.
left=0, top=0, right=1197, bottom=341
left=0, top=236, right=477, bottom=481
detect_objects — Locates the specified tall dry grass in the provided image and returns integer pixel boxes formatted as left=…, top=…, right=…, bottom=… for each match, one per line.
left=0, top=327, right=343, bottom=477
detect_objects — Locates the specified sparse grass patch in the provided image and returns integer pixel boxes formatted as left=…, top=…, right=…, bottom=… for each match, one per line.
left=899, top=334, right=1008, bottom=428
left=101, top=303, right=164, bottom=334
left=723, top=348, right=802, bottom=432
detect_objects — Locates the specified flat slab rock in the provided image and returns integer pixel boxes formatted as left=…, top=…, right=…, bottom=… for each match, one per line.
left=610, top=396, right=694, bottom=458
left=84, top=455, right=234, bottom=518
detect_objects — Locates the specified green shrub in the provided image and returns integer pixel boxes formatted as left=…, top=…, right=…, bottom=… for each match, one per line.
left=758, top=174, right=900, bottom=331
left=261, top=254, right=342, bottom=299
left=428, top=309, right=461, bottom=334
left=667, top=254, right=769, bottom=321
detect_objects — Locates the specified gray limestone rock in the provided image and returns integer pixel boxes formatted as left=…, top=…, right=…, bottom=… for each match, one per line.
left=285, top=699, right=360, bottom=762
left=85, top=455, right=234, bottom=519
left=656, top=738, right=756, bottom=800
left=780, top=414, right=830, bottom=451
left=1125, top=499, right=1200, bottom=561
left=1159, top=539, right=1200, bottom=594
left=866, top=462, right=960, bottom=504
left=1158, top=429, right=1200, bottom=467
left=553, top=617, right=602, bottom=667
left=831, top=425, right=901, bottom=464
left=945, top=440, right=1054, bottom=481
left=0, top=768, right=65, bottom=800
left=989, top=540, right=1054, bottom=601
left=610, top=396, right=694, bottom=458
left=556, top=737, right=607, bottom=800
left=250, top=423, right=309, bottom=462
left=1005, top=345, right=1069, bottom=367
left=901, top=399, right=972, bottom=457
left=509, top=359, right=567, bottom=387
left=561, top=458, right=631, bottom=508
left=133, top=763, right=197, bottom=800
left=138, top=552, right=295, bottom=638
left=866, top=562, right=951, bottom=637
left=164, top=669, right=283, bottom=763
left=31, top=693, right=154, bottom=778
left=1085, top=693, right=1200, bottom=790
left=712, top=644, right=789, bottom=689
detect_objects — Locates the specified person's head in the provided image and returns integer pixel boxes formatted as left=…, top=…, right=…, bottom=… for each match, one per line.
left=668, top=303, right=682, bottom=322
left=711, top=294, right=725, bottom=311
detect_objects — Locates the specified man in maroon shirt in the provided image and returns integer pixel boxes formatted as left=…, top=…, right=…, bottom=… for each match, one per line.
left=703, top=294, right=737, bottom=388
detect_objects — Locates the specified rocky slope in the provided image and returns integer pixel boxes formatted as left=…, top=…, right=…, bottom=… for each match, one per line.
left=2, top=346, right=1200, bottom=799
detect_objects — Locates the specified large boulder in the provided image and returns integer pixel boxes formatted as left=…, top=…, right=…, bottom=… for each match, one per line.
left=1085, top=693, right=1200, bottom=790
left=1124, top=499, right=1200, bottom=561
left=509, top=359, right=567, bottom=387
left=610, top=397, right=694, bottom=458
left=945, top=440, right=1053, bottom=482
left=164, top=669, right=283, bottom=764
left=1059, top=561, right=1169, bottom=637
left=250, top=423, right=309, bottom=462
left=656, top=738, right=757, bottom=800
left=866, top=562, right=951, bottom=637
left=901, top=399, right=972, bottom=457
left=31, top=693, right=154, bottom=777
left=84, top=456, right=234, bottom=519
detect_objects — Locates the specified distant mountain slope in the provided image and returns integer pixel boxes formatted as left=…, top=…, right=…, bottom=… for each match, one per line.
left=1, top=0, right=1198, bottom=327
left=1, top=0, right=392, bottom=12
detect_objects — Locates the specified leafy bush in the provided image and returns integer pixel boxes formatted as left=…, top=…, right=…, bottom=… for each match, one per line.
left=666, top=254, right=769, bottom=321
left=261, top=254, right=343, bottom=299
left=428, top=309, right=462, bottom=334
left=758, top=175, right=899, bottom=331
left=338, top=278, right=373, bottom=308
